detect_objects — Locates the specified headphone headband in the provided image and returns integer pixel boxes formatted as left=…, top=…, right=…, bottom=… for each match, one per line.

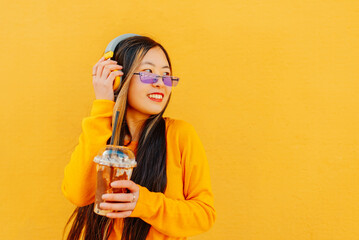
left=104, top=33, right=141, bottom=53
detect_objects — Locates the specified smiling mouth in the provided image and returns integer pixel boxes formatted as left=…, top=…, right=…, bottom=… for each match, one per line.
left=147, top=93, right=164, bottom=102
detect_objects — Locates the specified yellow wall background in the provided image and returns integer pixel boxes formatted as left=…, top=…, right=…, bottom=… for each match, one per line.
left=0, top=0, right=358, bottom=239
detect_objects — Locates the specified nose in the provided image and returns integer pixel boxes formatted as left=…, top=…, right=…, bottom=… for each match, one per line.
left=153, top=75, right=166, bottom=88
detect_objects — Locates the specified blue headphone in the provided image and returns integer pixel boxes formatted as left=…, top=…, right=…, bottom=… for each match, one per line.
left=103, top=33, right=141, bottom=90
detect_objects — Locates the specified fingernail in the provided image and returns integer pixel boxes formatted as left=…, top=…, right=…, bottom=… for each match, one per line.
left=102, top=194, right=108, bottom=199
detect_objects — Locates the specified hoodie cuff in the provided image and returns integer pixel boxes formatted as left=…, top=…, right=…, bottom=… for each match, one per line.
left=90, top=99, right=115, bottom=117
left=130, top=185, right=153, bottom=218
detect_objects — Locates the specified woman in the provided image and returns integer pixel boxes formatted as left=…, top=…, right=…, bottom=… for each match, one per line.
left=62, top=35, right=216, bottom=240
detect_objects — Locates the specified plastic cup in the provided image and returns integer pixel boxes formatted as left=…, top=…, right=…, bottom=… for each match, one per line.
left=93, top=145, right=137, bottom=216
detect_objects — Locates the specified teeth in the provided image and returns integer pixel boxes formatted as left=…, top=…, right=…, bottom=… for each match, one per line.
left=148, top=94, right=163, bottom=99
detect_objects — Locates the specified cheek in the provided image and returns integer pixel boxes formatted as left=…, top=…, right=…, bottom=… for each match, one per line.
left=162, top=89, right=172, bottom=107
left=128, top=88, right=144, bottom=106
left=165, top=86, right=172, bottom=96
left=127, top=80, right=143, bottom=106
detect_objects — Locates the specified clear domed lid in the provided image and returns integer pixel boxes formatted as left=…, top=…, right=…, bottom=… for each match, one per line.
left=93, top=145, right=136, bottom=168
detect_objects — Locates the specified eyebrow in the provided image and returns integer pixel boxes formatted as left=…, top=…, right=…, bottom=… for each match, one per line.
left=141, top=61, right=170, bottom=69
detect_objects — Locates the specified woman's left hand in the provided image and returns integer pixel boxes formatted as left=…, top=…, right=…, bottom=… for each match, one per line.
left=100, top=180, right=139, bottom=218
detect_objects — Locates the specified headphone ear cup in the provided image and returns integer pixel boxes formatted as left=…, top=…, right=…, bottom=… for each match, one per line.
left=103, top=51, right=122, bottom=90
left=113, top=75, right=122, bottom=90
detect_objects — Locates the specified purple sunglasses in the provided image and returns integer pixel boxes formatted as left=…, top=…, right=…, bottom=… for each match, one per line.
left=133, top=72, right=179, bottom=87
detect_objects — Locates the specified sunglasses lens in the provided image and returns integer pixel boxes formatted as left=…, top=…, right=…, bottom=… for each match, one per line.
left=140, top=72, right=156, bottom=84
left=163, top=76, right=174, bottom=87
left=138, top=72, right=179, bottom=87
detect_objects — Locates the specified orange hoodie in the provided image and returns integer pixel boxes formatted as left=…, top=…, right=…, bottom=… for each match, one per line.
left=61, top=99, right=216, bottom=239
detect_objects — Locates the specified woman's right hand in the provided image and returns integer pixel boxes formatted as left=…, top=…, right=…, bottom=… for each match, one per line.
left=92, top=56, right=123, bottom=101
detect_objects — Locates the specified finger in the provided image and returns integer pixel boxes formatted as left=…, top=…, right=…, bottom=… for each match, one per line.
left=93, top=59, right=117, bottom=76
left=104, top=64, right=122, bottom=71
left=98, top=60, right=120, bottom=79
left=100, top=202, right=135, bottom=211
left=97, top=65, right=120, bottom=82
left=107, top=70, right=123, bottom=82
left=106, top=211, right=132, bottom=219
left=102, top=65, right=122, bottom=77
left=111, top=180, right=139, bottom=192
left=102, top=193, right=133, bottom=202
left=102, top=69, right=123, bottom=85
left=101, top=59, right=117, bottom=65
left=93, top=70, right=123, bottom=89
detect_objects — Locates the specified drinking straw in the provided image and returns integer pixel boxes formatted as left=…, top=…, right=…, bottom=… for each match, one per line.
left=110, top=110, right=120, bottom=145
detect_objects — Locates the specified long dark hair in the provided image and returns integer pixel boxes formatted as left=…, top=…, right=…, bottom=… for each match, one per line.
left=63, top=36, right=173, bottom=240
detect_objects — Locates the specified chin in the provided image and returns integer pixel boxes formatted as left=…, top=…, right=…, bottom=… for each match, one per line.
left=145, top=106, right=166, bottom=116
left=147, top=110, right=163, bottom=116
